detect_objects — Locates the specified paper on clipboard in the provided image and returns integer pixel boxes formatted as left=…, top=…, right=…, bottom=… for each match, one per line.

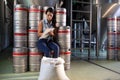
left=39, top=28, right=54, bottom=39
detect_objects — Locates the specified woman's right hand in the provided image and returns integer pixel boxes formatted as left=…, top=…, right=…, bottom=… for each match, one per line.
left=48, top=31, right=54, bottom=36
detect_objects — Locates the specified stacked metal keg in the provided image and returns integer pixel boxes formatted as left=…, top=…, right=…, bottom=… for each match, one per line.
left=29, top=47, right=43, bottom=71
left=55, top=8, right=71, bottom=70
left=13, top=47, right=28, bottom=73
left=14, top=4, right=28, bottom=47
left=57, top=26, right=71, bottom=70
left=13, top=4, right=28, bottom=73
left=56, top=8, right=66, bottom=27
left=107, top=17, right=120, bottom=60
left=28, top=5, right=42, bottom=71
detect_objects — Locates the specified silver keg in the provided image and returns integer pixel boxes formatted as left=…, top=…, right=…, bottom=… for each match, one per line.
left=56, top=22, right=66, bottom=27
left=107, top=32, right=117, bottom=48
left=14, top=33, right=27, bottom=47
left=14, top=27, right=27, bottom=34
left=43, top=6, right=49, bottom=19
left=29, top=48, right=43, bottom=71
left=29, top=5, right=42, bottom=21
left=60, top=48, right=71, bottom=70
left=64, top=51, right=71, bottom=70
left=56, top=8, right=66, bottom=22
left=14, top=20, right=27, bottom=27
left=58, top=26, right=71, bottom=50
left=58, top=26, right=71, bottom=70
left=29, top=20, right=39, bottom=27
left=14, top=4, right=28, bottom=47
left=107, top=17, right=120, bottom=60
left=117, top=49, right=120, bottom=60
left=13, top=47, right=28, bottom=73
left=56, top=8, right=66, bottom=27
left=107, top=48, right=116, bottom=60
left=107, top=18, right=120, bottom=32
left=28, top=29, right=38, bottom=47
left=14, top=4, right=28, bottom=21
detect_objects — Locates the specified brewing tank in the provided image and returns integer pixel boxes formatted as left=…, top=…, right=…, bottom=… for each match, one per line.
left=91, top=0, right=120, bottom=50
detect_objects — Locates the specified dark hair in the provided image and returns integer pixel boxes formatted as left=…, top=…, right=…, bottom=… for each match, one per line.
left=45, top=7, right=54, bottom=14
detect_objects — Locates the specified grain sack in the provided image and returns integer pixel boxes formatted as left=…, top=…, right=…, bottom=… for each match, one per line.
left=55, top=58, right=70, bottom=80
left=38, top=56, right=58, bottom=80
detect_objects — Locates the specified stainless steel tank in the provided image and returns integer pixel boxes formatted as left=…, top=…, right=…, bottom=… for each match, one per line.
left=93, top=0, right=120, bottom=4
left=13, top=47, right=28, bottom=73
left=92, top=0, right=120, bottom=58
left=15, top=0, right=58, bottom=7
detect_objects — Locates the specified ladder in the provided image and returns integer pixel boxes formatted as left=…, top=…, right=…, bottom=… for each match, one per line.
left=71, top=0, right=93, bottom=60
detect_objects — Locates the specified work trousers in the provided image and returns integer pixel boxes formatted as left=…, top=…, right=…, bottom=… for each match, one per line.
left=37, top=39, right=59, bottom=58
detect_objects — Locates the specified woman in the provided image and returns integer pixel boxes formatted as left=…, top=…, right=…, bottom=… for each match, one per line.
left=37, top=7, right=59, bottom=58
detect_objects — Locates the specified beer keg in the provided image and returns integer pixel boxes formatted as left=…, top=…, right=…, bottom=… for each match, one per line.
left=29, top=5, right=42, bottom=21
left=58, top=26, right=71, bottom=50
left=14, top=4, right=28, bottom=21
left=28, top=29, right=38, bottom=47
left=29, top=48, right=43, bottom=71
left=13, top=47, right=28, bottom=73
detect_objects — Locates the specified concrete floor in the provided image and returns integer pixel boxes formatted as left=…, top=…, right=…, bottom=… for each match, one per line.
left=0, top=47, right=120, bottom=80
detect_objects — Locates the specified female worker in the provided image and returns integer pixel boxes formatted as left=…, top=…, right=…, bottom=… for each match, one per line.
left=37, top=7, right=59, bottom=58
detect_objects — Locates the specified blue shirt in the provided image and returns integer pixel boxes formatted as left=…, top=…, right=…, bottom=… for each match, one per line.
left=41, top=19, right=54, bottom=40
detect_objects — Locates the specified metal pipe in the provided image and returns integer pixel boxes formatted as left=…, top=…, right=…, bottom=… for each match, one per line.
left=96, top=4, right=101, bottom=58
left=74, top=23, right=77, bottom=48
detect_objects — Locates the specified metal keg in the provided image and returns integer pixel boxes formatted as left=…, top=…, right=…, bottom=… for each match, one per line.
left=43, top=6, right=49, bottom=19
left=107, top=32, right=117, bottom=48
left=29, top=20, right=39, bottom=27
left=29, top=5, right=42, bottom=21
left=13, top=47, right=28, bottom=73
left=107, top=17, right=120, bottom=60
left=117, top=49, right=120, bottom=60
left=14, top=4, right=28, bottom=21
left=14, top=33, right=27, bottom=47
left=14, top=20, right=27, bottom=27
left=107, top=47, right=117, bottom=60
left=56, top=8, right=66, bottom=23
left=117, top=33, right=120, bottom=48
left=14, top=27, right=27, bottom=33
left=58, top=26, right=71, bottom=50
left=60, top=49, right=71, bottom=70
left=28, top=29, right=38, bottom=47
left=29, top=26, right=38, bottom=30
left=107, top=18, right=120, bottom=32
left=56, top=22, right=66, bottom=27
left=29, top=48, right=43, bottom=71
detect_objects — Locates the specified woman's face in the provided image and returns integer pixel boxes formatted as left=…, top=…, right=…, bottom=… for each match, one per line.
left=46, top=12, right=53, bottom=21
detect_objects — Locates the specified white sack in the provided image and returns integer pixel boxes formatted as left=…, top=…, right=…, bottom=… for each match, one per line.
left=38, top=56, right=70, bottom=80
left=55, top=58, right=70, bottom=80
left=38, top=56, right=58, bottom=80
